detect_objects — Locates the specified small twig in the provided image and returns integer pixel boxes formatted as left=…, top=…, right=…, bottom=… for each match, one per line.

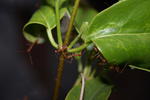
left=80, top=73, right=85, bottom=100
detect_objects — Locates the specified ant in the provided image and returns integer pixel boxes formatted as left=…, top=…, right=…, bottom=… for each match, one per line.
left=26, top=39, right=39, bottom=65
left=54, top=46, right=67, bottom=55
left=54, top=46, right=68, bottom=59
left=17, top=39, right=39, bottom=65
left=54, top=46, right=83, bottom=63
left=93, top=47, right=106, bottom=63
left=27, top=39, right=39, bottom=53
left=65, top=51, right=82, bottom=59
left=109, top=62, right=128, bottom=73
left=93, top=47, right=127, bottom=73
left=65, top=51, right=82, bottom=63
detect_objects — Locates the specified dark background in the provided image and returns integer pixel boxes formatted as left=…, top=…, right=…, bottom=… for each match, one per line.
left=0, top=0, right=150, bottom=100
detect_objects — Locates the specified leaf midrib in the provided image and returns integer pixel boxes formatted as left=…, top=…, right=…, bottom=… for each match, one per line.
left=92, top=33, right=150, bottom=40
left=39, top=9, right=51, bottom=29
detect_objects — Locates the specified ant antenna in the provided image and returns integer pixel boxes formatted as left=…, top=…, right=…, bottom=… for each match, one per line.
left=104, top=2, right=110, bottom=7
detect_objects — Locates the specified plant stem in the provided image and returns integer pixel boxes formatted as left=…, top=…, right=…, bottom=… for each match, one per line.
left=67, top=21, right=89, bottom=50
left=74, top=62, right=92, bottom=86
left=90, top=60, right=99, bottom=78
left=68, top=31, right=83, bottom=50
left=77, top=58, right=83, bottom=73
left=63, top=0, right=80, bottom=46
left=74, top=52, right=92, bottom=86
left=68, top=43, right=89, bottom=53
left=55, top=0, right=63, bottom=46
left=83, top=61, right=91, bottom=78
left=46, top=28, right=59, bottom=49
left=53, top=53, right=65, bottom=100
left=53, top=0, right=80, bottom=100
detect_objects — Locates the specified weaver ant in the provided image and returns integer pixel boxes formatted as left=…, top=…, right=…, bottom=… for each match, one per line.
left=93, top=47, right=107, bottom=63
left=27, top=39, right=39, bottom=53
left=54, top=46, right=83, bottom=63
left=26, top=39, right=39, bottom=65
left=93, top=47, right=127, bottom=73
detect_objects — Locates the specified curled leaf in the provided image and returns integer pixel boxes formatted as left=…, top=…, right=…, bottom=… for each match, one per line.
left=23, top=5, right=67, bottom=43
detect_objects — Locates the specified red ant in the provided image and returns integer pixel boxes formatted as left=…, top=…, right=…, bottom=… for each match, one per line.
left=64, top=51, right=83, bottom=63
left=65, top=52, right=82, bottom=63
left=65, top=51, right=82, bottom=59
left=54, top=46, right=83, bottom=63
left=109, top=63, right=128, bottom=73
left=93, top=47, right=127, bottom=73
left=26, top=39, right=39, bottom=65
left=54, top=46, right=68, bottom=59
left=93, top=47, right=107, bottom=63
left=17, top=39, right=39, bottom=65
left=54, top=46, right=67, bottom=54
left=27, top=39, right=39, bottom=53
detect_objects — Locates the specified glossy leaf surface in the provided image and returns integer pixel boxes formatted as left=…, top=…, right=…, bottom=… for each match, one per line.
left=23, top=5, right=66, bottom=43
left=85, top=0, right=150, bottom=71
left=65, top=78, right=112, bottom=100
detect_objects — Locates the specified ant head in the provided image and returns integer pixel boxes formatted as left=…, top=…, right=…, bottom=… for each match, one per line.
left=78, top=51, right=82, bottom=56
left=55, top=50, right=58, bottom=54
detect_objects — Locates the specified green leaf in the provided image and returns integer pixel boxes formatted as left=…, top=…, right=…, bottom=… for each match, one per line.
left=40, top=0, right=68, bottom=8
left=67, top=1, right=98, bottom=40
left=85, top=0, right=150, bottom=71
left=23, top=5, right=67, bottom=43
left=93, top=34, right=150, bottom=72
left=65, top=78, right=112, bottom=100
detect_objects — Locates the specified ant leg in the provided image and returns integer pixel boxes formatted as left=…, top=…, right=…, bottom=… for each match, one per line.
left=92, top=47, right=100, bottom=59
left=58, top=54, right=73, bottom=63
left=67, top=57, right=73, bottom=63
left=26, top=39, right=39, bottom=65
left=99, top=53, right=107, bottom=63
left=119, top=63, right=128, bottom=73
left=65, top=54, right=74, bottom=63
left=27, top=52, right=34, bottom=65
left=27, top=39, right=39, bottom=53
left=99, top=62, right=106, bottom=66
left=92, top=53, right=100, bottom=59
left=54, top=50, right=60, bottom=59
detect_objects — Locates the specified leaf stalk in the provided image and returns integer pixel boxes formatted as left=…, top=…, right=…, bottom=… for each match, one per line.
left=68, top=43, right=89, bottom=53
left=55, top=0, right=63, bottom=46
left=46, top=28, right=59, bottom=49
